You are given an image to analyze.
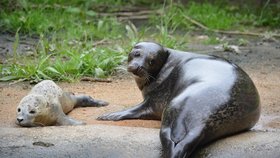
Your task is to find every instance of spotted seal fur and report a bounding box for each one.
[16,80,108,127]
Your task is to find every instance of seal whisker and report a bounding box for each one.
[145,76,150,85]
[143,71,152,85]
[148,73,156,80]
[137,66,142,75]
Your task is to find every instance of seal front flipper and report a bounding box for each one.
[56,115,86,126]
[97,100,157,121]
[52,100,86,126]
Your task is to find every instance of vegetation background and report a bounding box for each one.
[0,0,279,82]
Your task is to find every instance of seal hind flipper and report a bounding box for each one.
[61,92,109,110]
[160,114,205,158]
[74,95,109,107]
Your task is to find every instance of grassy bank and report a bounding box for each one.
[0,0,279,82]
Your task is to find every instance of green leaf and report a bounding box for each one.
[125,22,138,40]
[19,0,28,11]
[0,76,19,81]
[95,68,105,78]
[86,10,96,17]
[36,70,51,79]
[37,54,53,70]
[97,20,104,31]
[66,7,81,14]
[46,66,61,75]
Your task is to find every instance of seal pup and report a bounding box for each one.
[98,42,260,158]
[16,80,108,127]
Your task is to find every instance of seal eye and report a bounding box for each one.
[29,110,36,114]
[17,108,21,112]
[134,51,140,57]
[149,59,155,65]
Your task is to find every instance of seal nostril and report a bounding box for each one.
[127,65,138,74]
[17,118,24,123]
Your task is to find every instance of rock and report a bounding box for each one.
[1,125,280,158]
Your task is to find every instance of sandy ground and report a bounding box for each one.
[0,78,162,128]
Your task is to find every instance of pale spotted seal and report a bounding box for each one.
[98,42,260,158]
[16,80,108,127]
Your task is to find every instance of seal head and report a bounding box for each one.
[127,42,169,90]
[16,94,55,127]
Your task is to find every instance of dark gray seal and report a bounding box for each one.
[98,42,260,158]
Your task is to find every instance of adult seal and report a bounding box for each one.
[16,80,109,127]
[98,42,260,158]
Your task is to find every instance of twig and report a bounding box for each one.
[99,9,161,18]
[118,15,151,21]
[9,78,27,85]
[183,15,280,38]
[30,4,68,10]
[92,39,111,47]
[30,4,161,21]
[80,77,112,83]
[19,40,36,46]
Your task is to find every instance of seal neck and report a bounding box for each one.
[141,49,176,95]
[141,48,202,95]
[135,48,170,91]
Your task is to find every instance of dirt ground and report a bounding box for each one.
[0,78,162,128]
[0,35,280,132]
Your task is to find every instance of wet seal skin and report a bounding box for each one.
[16,80,109,127]
[98,42,260,158]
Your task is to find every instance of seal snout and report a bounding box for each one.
[17,118,24,123]
[128,64,147,78]
[127,64,140,75]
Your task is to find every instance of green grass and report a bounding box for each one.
[0,0,279,82]
[0,35,127,82]
[0,1,129,82]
